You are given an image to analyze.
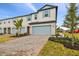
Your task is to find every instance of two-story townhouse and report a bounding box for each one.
[0,4,58,35]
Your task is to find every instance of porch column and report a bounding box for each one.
[2,28,4,34]
[6,28,8,34]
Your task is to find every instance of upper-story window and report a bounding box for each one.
[13,20,15,23]
[0,22,2,25]
[28,15,32,21]
[4,22,5,24]
[43,10,50,17]
[34,14,37,20]
[8,21,10,23]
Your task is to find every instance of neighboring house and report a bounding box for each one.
[60,26,70,32]
[0,4,58,35]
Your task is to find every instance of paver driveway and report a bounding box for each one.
[0,35,49,56]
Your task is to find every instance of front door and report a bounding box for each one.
[27,26,30,34]
[8,27,11,34]
[4,28,6,34]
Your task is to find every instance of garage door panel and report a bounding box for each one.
[32,25,51,35]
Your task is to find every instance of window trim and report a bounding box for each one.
[4,22,5,24]
[28,15,32,21]
[8,21,10,23]
[43,10,50,18]
[0,22,2,25]
[34,14,37,20]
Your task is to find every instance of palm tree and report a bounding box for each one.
[63,3,79,46]
[13,19,23,37]
[19,18,23,34]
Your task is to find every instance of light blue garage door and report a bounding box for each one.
[32,25,51,35]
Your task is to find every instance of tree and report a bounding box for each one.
[14,19,23,37]
[56,27,61,33]
[19,18,23,34]
[63,3,79,46]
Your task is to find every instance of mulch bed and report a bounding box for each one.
[64,43,79,50]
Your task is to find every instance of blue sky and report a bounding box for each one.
[0,3,79,27]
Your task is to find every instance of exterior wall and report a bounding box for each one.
[51,8,56,21]
[0,19,12,28]
[29,25,32,34]
[0,21,4,34]
[51,22,56,35]
[0,17,28,34]
[30,8,56,23]
[0,28,2,34]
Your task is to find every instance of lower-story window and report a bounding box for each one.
[0,28,2,34]
[12,27,26,34]
[12,28,16,34]
[21,27,25,33]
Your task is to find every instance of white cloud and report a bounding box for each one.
[26,3,37,12]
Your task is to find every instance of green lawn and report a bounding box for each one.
[39,33,79,56]
[0,34,15,42]
[39,41,79,56]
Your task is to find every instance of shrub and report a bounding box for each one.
[48,36,71,45]
[19,33,29,37]
[0,33,3,35]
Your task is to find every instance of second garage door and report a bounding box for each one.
[32,25,51,35]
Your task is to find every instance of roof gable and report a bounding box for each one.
[38,5,57,11]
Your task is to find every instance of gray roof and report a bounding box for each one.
[0,4,57,21]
